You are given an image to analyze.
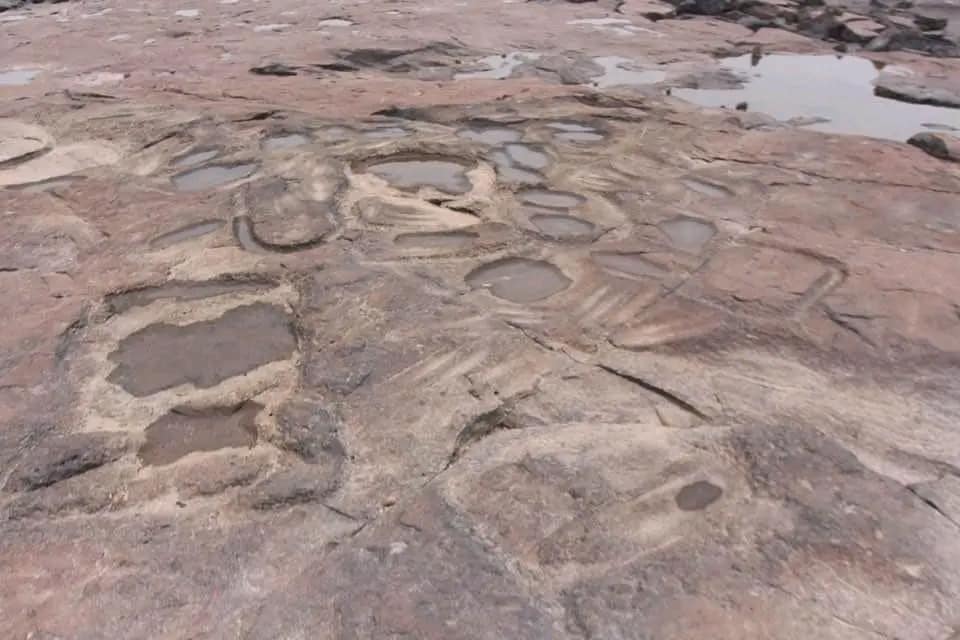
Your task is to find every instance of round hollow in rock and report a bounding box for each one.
[465,257,571,303]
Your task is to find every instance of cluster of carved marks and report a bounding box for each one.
[6,91,960,640]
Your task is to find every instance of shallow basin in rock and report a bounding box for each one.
[365,157,471,194]
[172,163,258,191]
[466,257,571,303]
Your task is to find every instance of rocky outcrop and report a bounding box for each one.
[909,131,960,160]
[1,0,960,638]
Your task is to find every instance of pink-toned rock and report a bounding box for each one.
[0,0,959,638]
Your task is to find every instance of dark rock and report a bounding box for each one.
[304,340,385,395]
[239,462,341,510]
[674,0,733,16]
[865,28,960,55]
[738,14,775,29]
[4,476,117,520]
[797,7,843,37]
[908,132,960,162]
[742,0,799,21]
[272,397,345,462]
[5,432,128,492]
[914,14,947,31]
[250,63,300,77]
[174,454,265,497]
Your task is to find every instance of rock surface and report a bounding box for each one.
[908,131,960,160]
[1,0,960,638]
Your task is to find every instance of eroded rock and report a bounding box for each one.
[5,432,129,492]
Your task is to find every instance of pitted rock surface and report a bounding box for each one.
[1,0,960,638]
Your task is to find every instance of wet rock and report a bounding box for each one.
[908,132,960,161]
[5,432,129,492]
[240,463,341,510]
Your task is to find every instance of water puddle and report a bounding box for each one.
[362,126,409,140]
[567,17,661,37]
[253,23,292,32]
[681,177,733,199]
[318,18,354,27]
[674,54,960,141]
[315,125,355,142]
[556,131,606,143]
[139,402,260,466]
[457,127,523,145]
[466,257,571,303]
[488,149,543,184]
[172,163,258,192]
[149,220,225,249]
[173,148,220,168]
[455,52,542,80]
[675,480,723,511]
[262,133,310,151]
[498,165,544,185]
[547,122,595,133]
[365,157,471,194]
[504,143,550,170]
[0,69,40,86]
[394,230,478,250]
[658,216,716,253]
[530,213,597,240]
[518,189,585,209]
[107,302,296,397]
[592,251,667,279]
[547,122,606,144]
[590,56,666,89]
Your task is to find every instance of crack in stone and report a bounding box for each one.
[597,363,710,421]
[906,484,960,532]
